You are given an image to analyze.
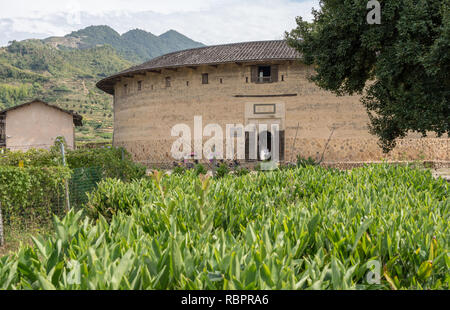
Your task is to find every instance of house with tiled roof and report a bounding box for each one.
[96,40,448,166]
[0,99,83,151]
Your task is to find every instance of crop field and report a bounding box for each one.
[0,164,448,290]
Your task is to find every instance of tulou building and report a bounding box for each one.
[97,40,449,167]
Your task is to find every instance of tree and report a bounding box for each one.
[286,0,449,152]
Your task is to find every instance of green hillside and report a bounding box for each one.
[0,39,132,143]
[0,26,205,144]
[45,25,205,63]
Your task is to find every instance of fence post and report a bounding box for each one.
[0,201,4,247]
[60,141,71,212]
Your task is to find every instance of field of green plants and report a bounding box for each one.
[0,164,448,290]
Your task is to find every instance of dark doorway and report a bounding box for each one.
[245,129,285,161]
[258,131,272,161]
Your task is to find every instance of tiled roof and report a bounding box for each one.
[0,99,83,126]
[97,40,300,94]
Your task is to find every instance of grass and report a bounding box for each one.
[0,221,53,257]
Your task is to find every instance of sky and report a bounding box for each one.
[0,0,320,46]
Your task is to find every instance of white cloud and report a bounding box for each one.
[0,0,217,19]
[0,0,319,46]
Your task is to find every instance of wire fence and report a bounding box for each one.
[0,143,109,253]
[68,166,103,209]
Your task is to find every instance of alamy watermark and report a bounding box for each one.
[171,116,280,169]
[366,260,381,285]
[367,0,381,24]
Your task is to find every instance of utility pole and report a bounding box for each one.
[60,140,71,212]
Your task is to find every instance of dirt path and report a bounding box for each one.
[81,80,89,95]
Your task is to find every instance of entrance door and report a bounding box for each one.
[258,130,272,161]
[245,125,285,161]
[244,103,286,162]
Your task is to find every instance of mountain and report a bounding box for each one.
[44,25,205,63]
[0,26,205,144]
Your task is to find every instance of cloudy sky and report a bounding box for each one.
[0,0,319,46]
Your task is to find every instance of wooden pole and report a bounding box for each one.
[60,141,71,212]
[319,127,336,164]
[0,201,4,247]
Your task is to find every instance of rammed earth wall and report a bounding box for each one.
[111,61,449,166]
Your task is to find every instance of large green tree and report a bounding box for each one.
[286,0,449,152]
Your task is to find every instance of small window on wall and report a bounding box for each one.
[220,78,223,84]
[137,81,142,91]
[165,77,171,88]
[202,73,209,84]
[251,65,279,83]
[186,81,189,87]
[124,84,128,95]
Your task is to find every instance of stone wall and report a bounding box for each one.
[112,61,449,166]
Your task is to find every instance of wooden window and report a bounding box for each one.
[186,81,189,87]
[202,73,209,84]
[165,77,171,88]
[220,78,223,84]
[270,65,279,82]
[124,84,128,95]
[251,65,279,83]
[281,75,284,82]
[246,77,249,83]
[137,81,142,91]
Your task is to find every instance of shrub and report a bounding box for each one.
[173,166,186,175]
[254,163,262,171]
[215,163,230,178]
[194,164,207,176]
[0,147,146,182]
[84,178,153,220]
[66,147,147,181]
[0,148,57,167]
[234,167,250,176]
[0,166,71,227]
[297,155,320,168]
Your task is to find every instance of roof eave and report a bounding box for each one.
[96,57,300,95]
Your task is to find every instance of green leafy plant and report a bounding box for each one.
[0,164,448,290]
[84,178,153,220]
[234,167,250,176]
[0,166,71,228]
[297,155,320,168]
[0,147,147,182]
[194,164,207,176]
[173,166,186,175]
[215,163,230,179]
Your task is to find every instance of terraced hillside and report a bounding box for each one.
[0,26,204,144]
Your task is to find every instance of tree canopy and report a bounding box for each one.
[286,0,449,152]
